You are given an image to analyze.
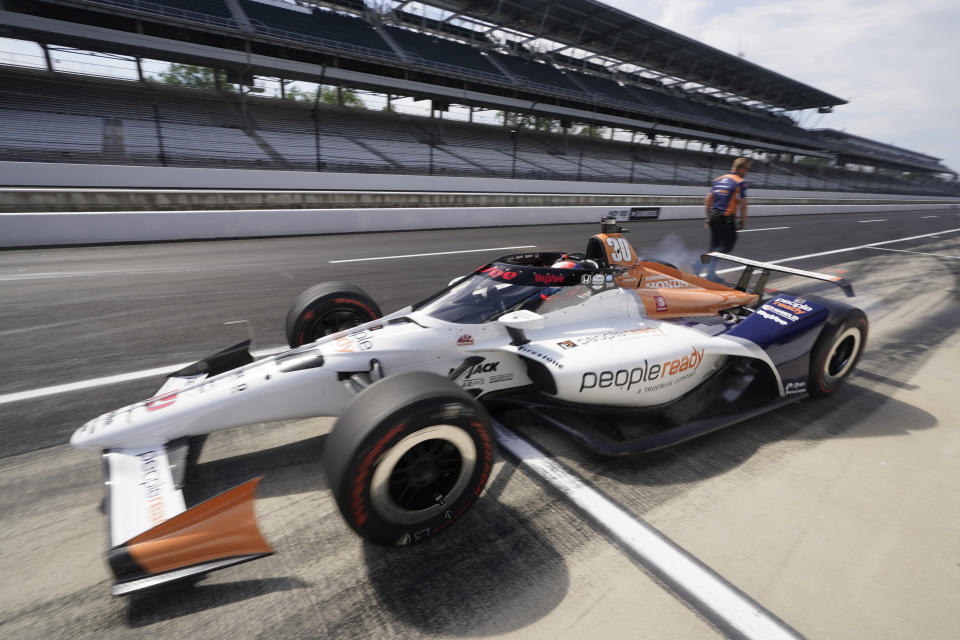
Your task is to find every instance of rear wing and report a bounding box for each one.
[702,252,854,298]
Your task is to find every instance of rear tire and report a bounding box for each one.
[326,372,496,546]
[808,309,867,397]
[285,282,381,348]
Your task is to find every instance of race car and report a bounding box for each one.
[71,217,867,595]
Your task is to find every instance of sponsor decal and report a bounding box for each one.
[335,328,375,353]
[558,340,578,349]
[480,266,518,281]
[605,274,614,282]
[643,274,694,289]
[784,380,807,396]
[453,361,499,378]
[761,304,799,322]
[518,344,564,368]
[489,373,514,383]
[579,346,704,393]
[629,207,660,221]
[461,377,483,388]
[571,327,662,346]
[755,309,788,326]
[137,450,167,525]
[771,298,813,315]
[655,296,668,312]
[145,392,177,412]
[534,272,565,285]
[609,207,660,222]
[457,334,475,347]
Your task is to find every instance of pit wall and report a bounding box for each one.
[0,162,956,247]
[3,203,956,248]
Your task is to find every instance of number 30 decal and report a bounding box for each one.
[605,237,632,262]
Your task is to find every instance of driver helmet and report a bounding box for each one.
[551,255,582,269]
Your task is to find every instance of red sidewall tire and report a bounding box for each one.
[285,282,381,348]
[326,373,495,546]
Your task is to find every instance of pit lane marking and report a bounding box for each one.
[857,219,887,223]
[329,245,536,263]
[716,227,960,274]
[494,423,803,640]
[3,229,958,406]
[0,346,288,406]
[737,226,790,233]
[921,215,938,219]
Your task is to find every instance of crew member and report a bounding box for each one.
[698,157,750,281]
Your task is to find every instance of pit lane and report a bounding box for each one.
[1,210,958,638]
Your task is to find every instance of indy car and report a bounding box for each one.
[71,217,867,595]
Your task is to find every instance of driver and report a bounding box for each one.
[551,255,599,270]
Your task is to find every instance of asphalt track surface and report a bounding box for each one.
[1,209,959,638]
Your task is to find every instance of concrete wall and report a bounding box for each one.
[2,161,957,201]
[3,202,956,248]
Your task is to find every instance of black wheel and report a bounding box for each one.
[326,372,496,546]
[638,257,679,270]
[285,282,382,348]
[808,309,868,397]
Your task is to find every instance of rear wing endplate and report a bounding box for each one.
[701,252,854,298]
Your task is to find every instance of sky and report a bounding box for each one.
[602,0,960,172]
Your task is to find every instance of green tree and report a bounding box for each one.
[317,86,365,107]
[153,63,233,91]
[574,124,605,138]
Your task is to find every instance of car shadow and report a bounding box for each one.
[361,465,570,636]
[126,577,309,627]
[184,434,329,505]
[583,383,937,490]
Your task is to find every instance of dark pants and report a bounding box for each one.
[704,214,736,279]
[709,216,737,253]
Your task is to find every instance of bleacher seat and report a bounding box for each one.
[385,26,502,79]
[241,1,396,57]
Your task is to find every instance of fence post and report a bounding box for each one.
[577,145,583,181]
[152,104,167,167]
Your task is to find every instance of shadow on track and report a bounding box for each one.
[362,488,570,636]
[126,577,309,627]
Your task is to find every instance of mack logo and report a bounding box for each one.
[534,273,564,285]
[580,347,704,392]
[452,362,499,378]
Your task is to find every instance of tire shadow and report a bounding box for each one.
[361,494,570,637]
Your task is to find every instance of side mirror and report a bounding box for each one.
[497,310,544,345]
[497,310,545,331]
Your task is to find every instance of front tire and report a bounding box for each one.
[326,372,496,546]
[285,282,382,348]
[808,309,867,397]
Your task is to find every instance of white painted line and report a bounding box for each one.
[0,346,287,406]
[716,227,960,274]
[494,423,802,640]
[857,219,886,223]
[328,245,536,263]
[737,226,790,233]
[921,215,938,218]
[5,228,959,405]
[868,247,960,259]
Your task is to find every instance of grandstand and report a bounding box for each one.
[0,0,955,195]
